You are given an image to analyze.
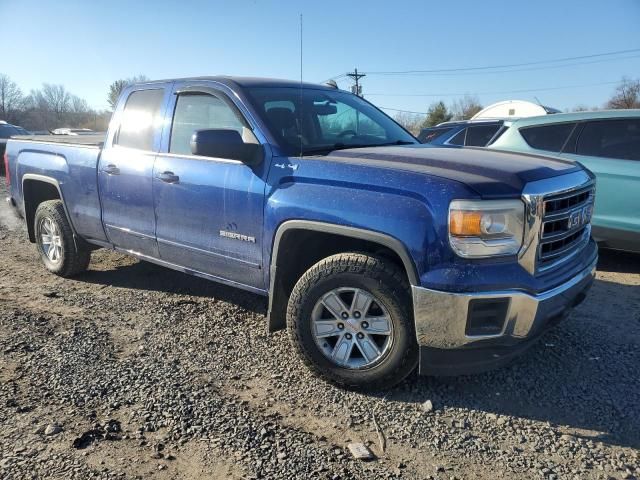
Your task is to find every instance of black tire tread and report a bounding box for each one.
[35,200,90,277]
[286,252,417,390]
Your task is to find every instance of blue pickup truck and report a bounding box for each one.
[3,77,598,389]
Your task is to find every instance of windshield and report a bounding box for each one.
[246,87,417,155]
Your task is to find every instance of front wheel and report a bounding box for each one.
[34,200,91,277]
[287,253,418,390]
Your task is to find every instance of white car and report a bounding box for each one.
[51,128,95,135]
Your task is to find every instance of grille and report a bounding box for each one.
[538,185,594,271]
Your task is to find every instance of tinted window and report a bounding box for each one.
[0,124,21,139]
[169,93,244,155]
[487,125,508,145]
[577,119,640,161]
[465,125,500,146]
[115,89,164,150]
[246,87,416,156]
[448,129,466,146]
[519,123,576,152]
[418,127,455,143]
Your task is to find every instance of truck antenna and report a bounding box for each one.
[299,13,303,159]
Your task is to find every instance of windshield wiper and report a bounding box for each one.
[374,140,416,147]
[301,140,416,156]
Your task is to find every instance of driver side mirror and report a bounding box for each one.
[190,129,263,165]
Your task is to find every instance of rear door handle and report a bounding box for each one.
[102,164,120,175]
[157,171,180,184]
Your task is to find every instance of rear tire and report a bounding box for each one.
[34,200,90,277]
[287,252,418,390]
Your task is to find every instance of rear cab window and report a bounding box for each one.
[577,119,640,161]
[115,89,165,151]
[519,122,576,152]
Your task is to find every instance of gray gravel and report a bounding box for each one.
[1,181,639,479]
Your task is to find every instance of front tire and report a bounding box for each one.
[34,200,90,277]
[287,253,418,390]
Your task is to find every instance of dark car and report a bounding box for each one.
[417,120,505,147]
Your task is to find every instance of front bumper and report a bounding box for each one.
[412,257,597,375]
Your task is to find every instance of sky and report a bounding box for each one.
[1,0,639,114]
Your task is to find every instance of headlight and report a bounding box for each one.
[448,199,525,258]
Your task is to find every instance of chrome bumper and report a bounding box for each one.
[412,258,597,349]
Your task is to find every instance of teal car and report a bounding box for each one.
[488,110,640,253]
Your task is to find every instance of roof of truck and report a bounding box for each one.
[135,76,336,91]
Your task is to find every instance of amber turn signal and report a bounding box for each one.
[450,211,483,236]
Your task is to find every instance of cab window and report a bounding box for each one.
[115,89,165,151]
[169,93,244,155]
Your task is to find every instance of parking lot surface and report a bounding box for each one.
[1,183,638,480]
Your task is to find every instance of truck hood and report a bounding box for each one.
[322,145,581,197]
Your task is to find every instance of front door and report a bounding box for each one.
[98,86,170,257]
[153,85,267,289]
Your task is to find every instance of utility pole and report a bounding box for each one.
[346,68,366,97]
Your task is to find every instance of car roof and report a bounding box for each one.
[133,76,336,91]
[421,119,503,130]
[504,109,640,127]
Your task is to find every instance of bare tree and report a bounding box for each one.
[606,77,640,109]
[393,111,425,135]
[41,84,72,115]
[0,73,24,122]
[70,95,90,113]
[107,75,149,110]
[450,95,483,121]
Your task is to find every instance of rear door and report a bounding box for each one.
[563,118,640,242]
[152,82,267,290]
[98,84,172,257]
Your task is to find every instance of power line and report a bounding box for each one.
[363,48,640,75]
[379,107,430,115]
[365,80,621,98]
[321,48,640,81]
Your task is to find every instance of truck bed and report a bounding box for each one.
[12,134,105,147]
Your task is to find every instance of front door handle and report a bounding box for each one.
[102,164,120,175]
[157,171,180,184]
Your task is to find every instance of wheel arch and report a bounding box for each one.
[22,174,73,243]
[266,220,419,332]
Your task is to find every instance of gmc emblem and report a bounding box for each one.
[568,205,592,230]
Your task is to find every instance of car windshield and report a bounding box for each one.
[246,87,417,156]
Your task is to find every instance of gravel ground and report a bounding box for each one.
[0,182,639,479]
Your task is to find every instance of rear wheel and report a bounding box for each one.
[287,253,418,390]
[34,200,90,277]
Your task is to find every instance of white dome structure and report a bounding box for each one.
[471,100,560,120]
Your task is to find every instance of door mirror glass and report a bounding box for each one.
[190,129,262,165]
